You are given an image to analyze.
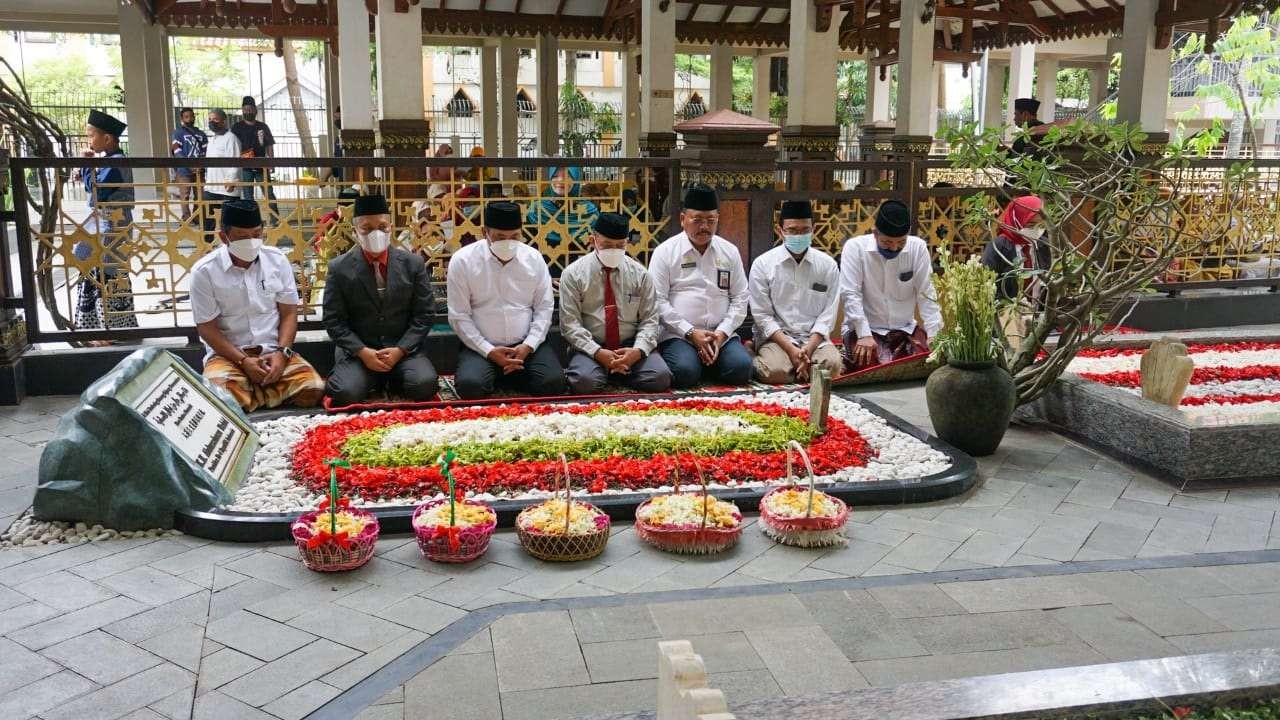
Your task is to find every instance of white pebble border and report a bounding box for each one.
[228,392,954,514]
[1,511,183,548]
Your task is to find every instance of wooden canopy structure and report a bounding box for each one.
[137,0,1280,56]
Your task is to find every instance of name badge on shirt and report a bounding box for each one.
[680,261,697,269]
[717,269,731,290]
[811,282,828,292]
[899,270,914,282]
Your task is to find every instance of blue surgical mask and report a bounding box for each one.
[877,246,902,260]
[783,233,812,254]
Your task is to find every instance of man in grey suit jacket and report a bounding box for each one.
[322,194,439,406]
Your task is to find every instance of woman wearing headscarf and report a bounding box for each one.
[980,195,1048,302]
[525,166,599,271]
[427,143,456,199]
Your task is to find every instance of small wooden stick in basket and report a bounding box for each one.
[786,440,820,519]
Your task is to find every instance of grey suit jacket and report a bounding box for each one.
[322,246,433,359]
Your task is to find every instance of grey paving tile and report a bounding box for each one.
[448,628,493,656]
[1081,522,1151,558]
[1170,494,1275,523]
[0,637,62,695]
[1167,628,1280,654]
[1224,488,1280,510]
[148,688,194,720]
[866,584,966,619]
[42,663,194,720]
[1111,498,1217,527]
[197,648,263,696]
[491,611,589,693]
[220,639,360,707]
[711,572,774,587]
[806,540,894,577]
[221,552,317,590]
[933,507,1039,539]
[936,558,994,571]
[123,709,170,720]
[288,604,410,653]
[1005,482,1073,512]
[461,588,536,609]
[1201,563,1280,594]
[261,680,342,720]
[500,679,656,720]
[0,582,30,612]
[648,594,816,638]
[374,595,468,635]
[708,669,783,706]
[419,562,528,608]
[8,595,148,650]
[208,578,291,620]
[205,610,316,662]
[139,622,205,672]
[797,590,928,662]
[0,600,60,635]
[1048,604,1180,661]
[354,704,403,720]
[404,650,499,717]
[1016,524,1091,562]
[746,624,868,695]
[1133,567,1239,599]
[959,477,1025,509]
[13,570,116,611]
[843,521,910,548]
[1054,502,1159,532]
[1062,478,1126,509]
[1204,516,1272,552]
[1186,593,1280,631]
[862,562,923,576]
[192,691,275,720]
[872,513,976,542]
[320,631,428,691]
[582,550,680,592]
[245,576,369,623]
[1003,448,1059,472]
[148,544,257,578]
[41,629,163,684]
[70,541,191,581]
[1145,517,1212,554]
[853,641,1109,686]
[1120,480,1176,506]
[1071,571,1228,637]
[0,670,97,720]
[880,534,962,572]
[938,575,1107,613]
[102,591,211,644]
[570,606,660,644]
[581,637,657,682]
[99,567,204,606]
[0,540,119,586]
[333,570,446,615]
[737,543,825,582]
[949,531,1025,567]
[677,631,768,674]
[501,561,608,600]
[912,609,1077,653]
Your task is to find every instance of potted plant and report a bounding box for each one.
[925,252,1015,456]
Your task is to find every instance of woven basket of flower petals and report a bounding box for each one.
[413,498,497,564]
[759,440,849,548]
[516,454,611,562]
[291,505,380,572]
[635,456,742,555]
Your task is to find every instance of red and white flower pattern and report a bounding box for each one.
[1067,342,1280,417]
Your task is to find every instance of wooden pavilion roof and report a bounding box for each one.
[139,0,1280,58]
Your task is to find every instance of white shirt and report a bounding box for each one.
[839,234,943,339]
[447,240,554,356]
[205,131,242,196]
[648,232,749,344]
[749,244,841,346]
[190,245,299,361]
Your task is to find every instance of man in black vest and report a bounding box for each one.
[322,194,439,406]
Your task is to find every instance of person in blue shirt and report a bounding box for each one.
[170,107,206,223]
[77,110,138,338]
[525,166,599,275]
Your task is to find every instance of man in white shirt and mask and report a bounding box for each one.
[190,199,324,411]
[447,201,565,399]
[648,185,752,388]
[749,200,844,384]
[322,194,439,406]
[201,109,242,242]
[559,212,671,394]
[840,199,943,367]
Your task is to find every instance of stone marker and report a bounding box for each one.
[809,366,831,432]
[657,640,736,720]
[1140,337,1195,407]
[35,348,258,529]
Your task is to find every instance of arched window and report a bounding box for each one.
[447,89,475,118]
[680,92,707,120]
[516,88,536,116]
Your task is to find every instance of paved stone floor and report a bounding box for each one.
[1,385,1279,720]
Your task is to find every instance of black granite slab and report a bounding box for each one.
[1018,374,1280,490]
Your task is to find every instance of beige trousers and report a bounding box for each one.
[752,340,845,384]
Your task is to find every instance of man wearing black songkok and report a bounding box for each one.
[839,200,942,368]
[75,110,138,337]
[1011,97,1046,155]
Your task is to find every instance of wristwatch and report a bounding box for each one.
[279,346,295,359]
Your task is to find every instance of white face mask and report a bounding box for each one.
[228,237,262,263]
[489,238,520,262]
[358,229,390,254]
[597,248,625,269]
[1018,226,1045,242]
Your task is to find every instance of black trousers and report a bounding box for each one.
[326,350,440,406]
[454,343,566,400]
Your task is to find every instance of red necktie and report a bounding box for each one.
[603,268,621,350]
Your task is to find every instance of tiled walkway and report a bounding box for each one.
[1,385,1279,719]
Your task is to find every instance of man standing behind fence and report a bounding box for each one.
[203,110,242,242]
[170,107,206,224]
[231,96,279,224]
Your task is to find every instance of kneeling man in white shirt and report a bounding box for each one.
[840,199,943,368]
